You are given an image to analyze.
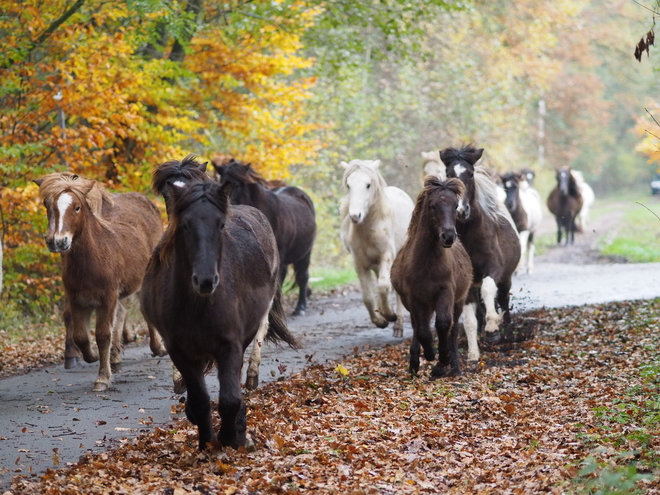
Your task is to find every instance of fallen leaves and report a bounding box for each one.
[7,300,660,493]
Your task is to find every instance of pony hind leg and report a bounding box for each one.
[393,291,405,338]
[245,303,271,391]
[463,302,480,362]
[216,344,248,448]
[291,251,312,316]
[110,301,127,372]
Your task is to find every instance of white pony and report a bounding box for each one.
[420,150,446,181]
[571,170,595,232]
[501,171,543,274]
[340,159,414,337]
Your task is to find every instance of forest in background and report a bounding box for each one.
[1,0,659,315]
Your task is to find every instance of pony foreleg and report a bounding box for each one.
[71,306,98,364]
[393,291,405,338]
[356,266,389,328]
[92,300,118,392]
[408,307,433,376]
[245,306,270,391]
[481,276,502,337]
[527,237,536,274]
[463,302,480,362]
[217,345,247,448]
[63,303,82,369]
[516,230,530,273]
[430,296,456,379]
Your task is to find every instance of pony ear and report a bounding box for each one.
[219,180,233,205]
[340,161,350,170]
[33,178,43,186]
[471,148,484,164]
[371,160,381,170]
[199,161,208,173]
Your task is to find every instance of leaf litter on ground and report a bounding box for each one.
[8,299,660,494]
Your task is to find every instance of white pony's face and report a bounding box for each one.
[341,160,380,224]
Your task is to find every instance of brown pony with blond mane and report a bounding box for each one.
[392,176,473,377]
[34,173,167,391]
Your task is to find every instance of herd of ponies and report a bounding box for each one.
[26,145,595,449]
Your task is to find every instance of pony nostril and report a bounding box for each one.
[192,274,199,288]
[213,274,220,287]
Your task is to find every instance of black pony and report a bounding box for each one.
[141,173,298,449]
[214,159,316,316]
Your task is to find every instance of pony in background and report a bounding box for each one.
[340,159,414,338]
[572,170,595,232]
[420,150,446,181]
[547,167,583,245]
[501,171,543,274]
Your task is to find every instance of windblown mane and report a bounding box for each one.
[37,172,113,218]
[152,155,209,196]
[159,182,230,263]
[217,159,268,186]
[407,176,465,240]
[439,145,483,167]
[473,166,514,226]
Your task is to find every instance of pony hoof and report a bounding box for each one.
[110,362,123,373]
[392,327,403,338]
[151,347,168,358]
[93,381,109,392]
[245,375,259,391]
[430,364,460,379]
[291,308,306,317]
[373,317,389,329]
[484,331,501,345]
[64,357,79,369]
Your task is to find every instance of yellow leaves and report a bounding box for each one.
[335,364,349,377]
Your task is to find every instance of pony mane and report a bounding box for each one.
[37,172,113,219]
[341,160,388,193]
[159,181,230,263]
[473,166,511,225]
[407,176,465,240]
[152,154,209,195]
[216,159,268,186]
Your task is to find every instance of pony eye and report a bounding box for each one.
[75,206,81,212]
[366,184,371,189]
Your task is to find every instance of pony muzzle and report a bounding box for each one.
[192,271,220,296]
[349,211,363,224]
[46,234,72,252]
[456,202,470,221]
[440,229,457,248]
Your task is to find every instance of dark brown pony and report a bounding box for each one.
[391,177,473,377]
[34,173,166,391]
[547,167,583,245]
[441,146,521,355]
[140,172,298,449]
[213,159,316,316]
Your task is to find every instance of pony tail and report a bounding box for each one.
[265,284,299,349]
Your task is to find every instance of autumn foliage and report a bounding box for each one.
[0,0,321,312]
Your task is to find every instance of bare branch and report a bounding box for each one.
[636,202,660,221]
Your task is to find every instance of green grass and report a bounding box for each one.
[599,203,660,263]
[307,266,358,291]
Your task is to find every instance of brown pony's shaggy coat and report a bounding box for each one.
[140,173,298,450]
[213,159,316,316]
[392,177,473,377]
[34,173,166,391]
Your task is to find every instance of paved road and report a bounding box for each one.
[2,258,660,489]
